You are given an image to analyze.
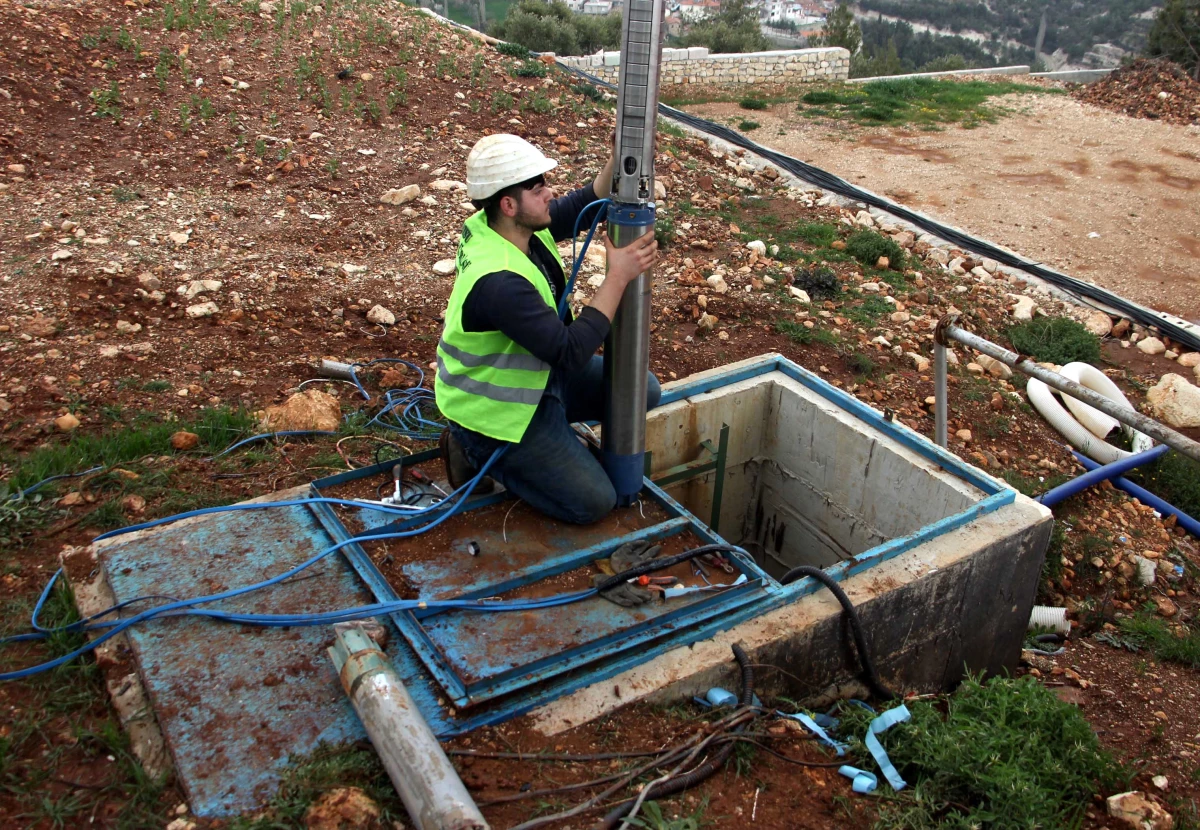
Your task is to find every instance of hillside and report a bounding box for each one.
[853,0,1160,67]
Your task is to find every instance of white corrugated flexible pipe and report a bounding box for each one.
[1026,362,1154,464]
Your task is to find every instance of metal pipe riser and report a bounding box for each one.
[329,625,489,830]
[603,204,656,506]
[944,324,1200,463]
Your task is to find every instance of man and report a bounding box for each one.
[435,133,661,524]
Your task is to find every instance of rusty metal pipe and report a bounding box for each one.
[329,624,488,830]
[938,319,1200,463]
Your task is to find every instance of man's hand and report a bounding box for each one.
[604,232,658,285]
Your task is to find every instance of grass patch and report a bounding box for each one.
[2,406,257,494]
[843,295,894,327]
[844,229,906,270]
[1129,451,1200,521]
[1118,610,1200,668]
[738,96,768,110]
[1002,469,1070,499]
[736,119,760,131]
[775,319,839,347]
[797,78,1056,129]
[847,673,1128,828]
[626,798,711,829]
[1007,316,1101,365]
[228,743,403,829]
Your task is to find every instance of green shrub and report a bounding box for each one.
[739,96,767,110]
[844,229,906,270]
[845,674,1128,828]
[800,89,839,105]
[513,59,548,77]
[1006,317,1101,365]
[736,119,760,131]
[791,265,840,300]
[655,208,676,247]
[495,41,531,58]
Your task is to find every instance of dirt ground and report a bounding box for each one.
[683,93,1200,321]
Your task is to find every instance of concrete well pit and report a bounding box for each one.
[531,354,1053,733]
[68,353,1052,814]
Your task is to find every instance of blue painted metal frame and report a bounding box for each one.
[306,463,777,708]
[302,354,1014,710]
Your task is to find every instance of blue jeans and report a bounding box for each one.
[451,355,662,524]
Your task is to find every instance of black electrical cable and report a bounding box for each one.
[599,643,754,829]
[593,544,747,593]
[779,565,895,701]
[555,62,1200,353]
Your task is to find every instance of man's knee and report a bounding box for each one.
[646,372,662,410]
[561,475,617,524]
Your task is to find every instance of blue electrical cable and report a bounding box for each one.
[205,430,339,460]
[563,198,611,319]
[2,446,513,680]
[5,466,105,501]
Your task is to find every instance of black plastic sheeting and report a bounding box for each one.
[557,62,1200,353]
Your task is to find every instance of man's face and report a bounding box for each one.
[509,179,555,232]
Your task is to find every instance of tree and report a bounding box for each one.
[489,0,621,56]
[679,0,769,54]
[816,1,861,54]
[1147,0,1200,79]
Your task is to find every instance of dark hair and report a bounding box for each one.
[473,174,546,223]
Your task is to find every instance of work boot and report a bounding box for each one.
[439,427,495,494]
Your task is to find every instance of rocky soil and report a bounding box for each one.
[1074,58,1200,126]
[3,1,1200,827]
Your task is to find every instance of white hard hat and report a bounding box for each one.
[466,134,558,201]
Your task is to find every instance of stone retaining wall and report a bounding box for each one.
[558,46,849,86]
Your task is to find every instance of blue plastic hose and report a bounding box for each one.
[1036,444,1168,507]
[1071,450,1200,538]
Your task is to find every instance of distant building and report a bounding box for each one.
[581,0,611,13]
[676,0,720,21]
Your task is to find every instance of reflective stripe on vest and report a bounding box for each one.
[434,210,560,442]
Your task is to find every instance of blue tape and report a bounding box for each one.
[864,704,911,792]
[602,450,644,506]
[777,711,847,756]
[838,765,879,793]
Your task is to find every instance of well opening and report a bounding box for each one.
[647,369,985,579]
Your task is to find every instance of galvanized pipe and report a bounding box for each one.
[940,322,1200,463]
[934,341,948,448]
[328,625,488,830]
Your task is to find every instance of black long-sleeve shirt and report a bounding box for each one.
[460,184,609,374]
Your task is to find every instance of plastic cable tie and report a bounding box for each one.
[864,704,911,792]
[838,764,878,794]
[777,711,846,756]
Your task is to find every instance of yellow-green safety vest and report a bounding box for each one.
[435,210,560,442]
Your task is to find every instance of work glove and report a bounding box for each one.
[592,540,663,607]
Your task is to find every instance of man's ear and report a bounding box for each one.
[499,193,520,219]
